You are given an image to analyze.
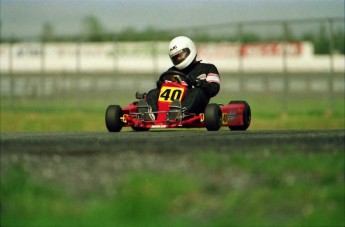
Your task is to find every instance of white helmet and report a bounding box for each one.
[168,36,197,70]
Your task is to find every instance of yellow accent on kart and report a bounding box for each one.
[120,114,129,123]
[158,86,184,102]
[222,113,228,124]
[200,113,205,122]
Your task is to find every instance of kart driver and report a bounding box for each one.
[141,36,221,120]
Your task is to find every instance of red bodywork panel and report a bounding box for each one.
[156,81,187,121]
[220,104,246,126]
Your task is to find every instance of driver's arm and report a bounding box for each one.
[199,65,220,97]
[199,78,220,97]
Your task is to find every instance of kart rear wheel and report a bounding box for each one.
[204,103,222,131]
[228,101,251,131]
[105,105,123,132]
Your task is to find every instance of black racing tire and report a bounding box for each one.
[131,126,150,132]
[204,103,222,131]
[105,105,123,132]
[228,101,251,131]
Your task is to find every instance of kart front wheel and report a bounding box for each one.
[105,105,123,132]
[204,103,222,131]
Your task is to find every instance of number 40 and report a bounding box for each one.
[159,89,182,101]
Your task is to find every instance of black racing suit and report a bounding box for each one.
[146,61,220,114]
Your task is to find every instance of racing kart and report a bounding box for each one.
[105,70,251,132]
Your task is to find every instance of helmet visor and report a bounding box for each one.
[171,48,191,65]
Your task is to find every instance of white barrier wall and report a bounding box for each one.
[0,42,344,73]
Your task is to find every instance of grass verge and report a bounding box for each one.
[1,147,344,227]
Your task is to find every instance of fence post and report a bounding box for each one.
[76,41,81,74]
[9,42,14,110]
[328,18,335,115]
[40,41,46,73]
[112,36,118,72]
[75,41,81,109]
[40,41,46,110]
[237,23,244,92]
[281,22,289,116]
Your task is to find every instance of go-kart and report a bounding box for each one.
[105,70,251,132]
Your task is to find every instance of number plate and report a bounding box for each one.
[158,86,184,102]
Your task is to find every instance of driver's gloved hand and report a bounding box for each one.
[186,75,197,87]
[156,80,163,89]
[186,75,207,88]
[195,79,207,88]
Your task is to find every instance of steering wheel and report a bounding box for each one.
[159,70,190,85]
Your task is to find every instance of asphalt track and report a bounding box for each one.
[1,130,344,154]
[1,129,344,196]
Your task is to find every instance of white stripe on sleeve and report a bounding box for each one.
[206,73,220,84]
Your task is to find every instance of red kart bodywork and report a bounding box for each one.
[106,79,251,131]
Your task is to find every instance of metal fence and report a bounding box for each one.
[1,18,344,114]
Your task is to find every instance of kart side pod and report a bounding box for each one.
[221,101,251,131]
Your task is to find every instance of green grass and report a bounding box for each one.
[1,147,344,227]
[1,96,344,131]
[1,166,197,227]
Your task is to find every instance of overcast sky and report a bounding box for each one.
[1,0,344,39]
